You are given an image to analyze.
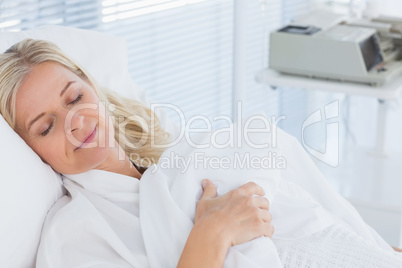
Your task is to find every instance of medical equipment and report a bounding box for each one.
[269,10,402,86]
[347,15,402,66]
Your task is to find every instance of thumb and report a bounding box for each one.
[201,179,217,198]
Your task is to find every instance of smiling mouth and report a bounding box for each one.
[75,126,97,151]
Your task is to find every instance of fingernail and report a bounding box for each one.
[201,179,207,189]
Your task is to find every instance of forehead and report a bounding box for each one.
[20,61,75,93]
[15,62,78,128]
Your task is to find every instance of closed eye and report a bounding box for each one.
[69,93,83,105]
[41,121,53,137]
[41,93,83,137]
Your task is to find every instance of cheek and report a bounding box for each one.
[34,137,65,166]
[107,116,115,141]
[97,104,116,146]
[100,115,116,149]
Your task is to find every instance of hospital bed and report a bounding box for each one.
[0,26,400,268]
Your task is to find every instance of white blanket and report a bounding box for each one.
[36,116,394,267]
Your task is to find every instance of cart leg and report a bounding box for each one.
[371,99,388,158]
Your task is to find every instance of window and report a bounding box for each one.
[0,0,313,136]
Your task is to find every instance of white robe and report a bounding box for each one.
[36,118,395,268]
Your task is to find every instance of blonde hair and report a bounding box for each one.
[0,38,171,167]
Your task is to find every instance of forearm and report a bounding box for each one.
[177,221,230,268]
[392,246,402,252]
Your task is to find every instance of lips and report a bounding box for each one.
[75,126,97,151]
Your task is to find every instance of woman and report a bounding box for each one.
[0,39,274,267]
[1,39,402,267]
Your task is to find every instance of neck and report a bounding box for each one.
[94,140,142,179]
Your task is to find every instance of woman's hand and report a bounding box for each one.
[177,179,274,268]
[195,179,274,247]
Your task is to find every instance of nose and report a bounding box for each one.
[66,112,84,133]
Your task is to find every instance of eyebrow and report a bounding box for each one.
[27,81,76,131]
[60,81,75,97]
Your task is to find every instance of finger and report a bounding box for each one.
[253,196,270,210]
[239,181,265,196]
[262,222,275,238]
[259,209,272,223]
[201,179,217,198]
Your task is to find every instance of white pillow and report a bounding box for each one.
[0,25,148,101]
[0,25,154,267]
[0,114,64,267]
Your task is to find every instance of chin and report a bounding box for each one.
[86,146,111,164]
